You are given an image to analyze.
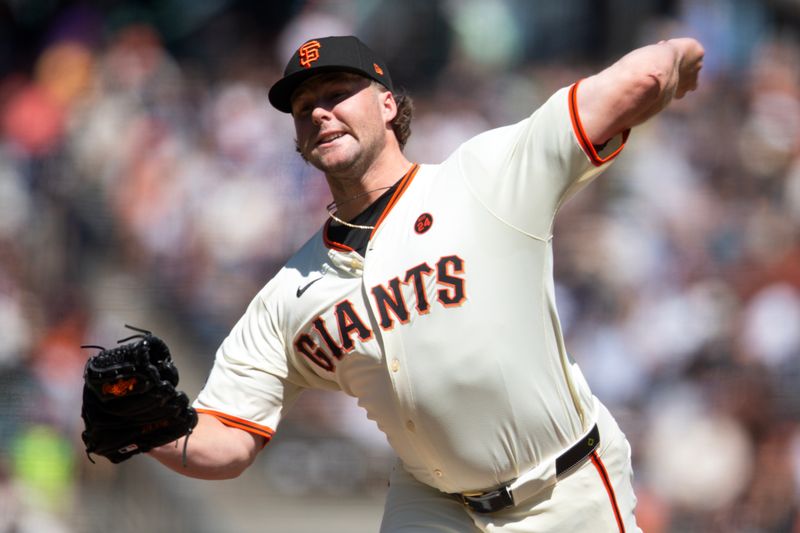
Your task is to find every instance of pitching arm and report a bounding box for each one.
[576,37,704,146]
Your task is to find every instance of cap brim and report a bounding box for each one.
[268,66,390,114]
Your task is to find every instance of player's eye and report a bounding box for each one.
[324,89,348,104]
[292,100,312,117]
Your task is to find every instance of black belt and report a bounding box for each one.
[456,423,600,514]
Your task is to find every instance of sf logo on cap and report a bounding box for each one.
[299,40,321,68]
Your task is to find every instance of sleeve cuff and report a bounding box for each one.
[568,79,630,167]
[196,408,275,447]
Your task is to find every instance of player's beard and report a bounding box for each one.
[299,128,387,179]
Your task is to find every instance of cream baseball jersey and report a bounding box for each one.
[194,82,627,494]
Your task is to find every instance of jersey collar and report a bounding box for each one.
[323,163,420,251]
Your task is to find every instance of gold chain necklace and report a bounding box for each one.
[327,211,376,230]
[326,185,394,230]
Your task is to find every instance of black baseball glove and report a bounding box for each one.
[80,325,198,464]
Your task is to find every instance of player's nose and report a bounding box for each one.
[310,103,333,126]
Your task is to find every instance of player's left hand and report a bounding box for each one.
[80,326,197,464]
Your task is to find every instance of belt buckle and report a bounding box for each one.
[461,485,515,514]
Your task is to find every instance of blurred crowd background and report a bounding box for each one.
[2,0,800,531]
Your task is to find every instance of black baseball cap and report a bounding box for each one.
[268,35,394,113]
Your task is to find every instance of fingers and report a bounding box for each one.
[668,38,704,99]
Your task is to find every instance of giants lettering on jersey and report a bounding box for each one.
[294,255,466,372]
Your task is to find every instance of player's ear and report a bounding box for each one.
[379,88,398,124]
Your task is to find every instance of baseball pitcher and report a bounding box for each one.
[82,34,703,532]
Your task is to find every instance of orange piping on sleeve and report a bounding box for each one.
[196,408,275,447]
[568,80,630,167]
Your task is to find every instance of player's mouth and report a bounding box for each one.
[316,132,346,147]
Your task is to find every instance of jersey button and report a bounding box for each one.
[405,420,415,432]
[391,359,400,372]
